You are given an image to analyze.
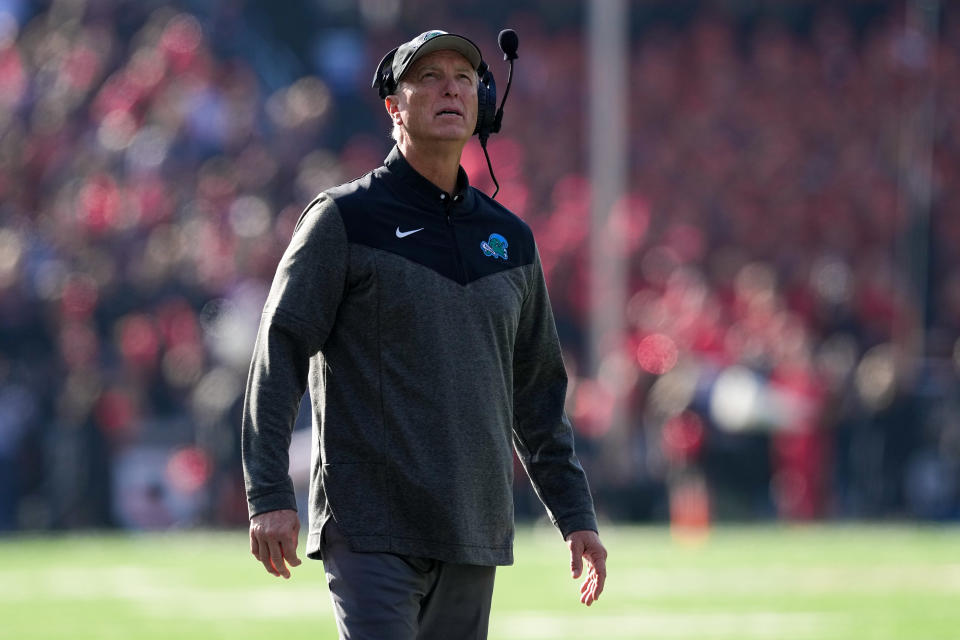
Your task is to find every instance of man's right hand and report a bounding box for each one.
[249,509,302,579]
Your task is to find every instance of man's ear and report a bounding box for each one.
[384,96,402,126]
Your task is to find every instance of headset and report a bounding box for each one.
[373,30,519,198]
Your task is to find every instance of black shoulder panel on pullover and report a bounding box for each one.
[325,152,535,286]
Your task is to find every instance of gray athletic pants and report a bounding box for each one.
[321,519,497,640]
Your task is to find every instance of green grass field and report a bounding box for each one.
[1,523,958,640]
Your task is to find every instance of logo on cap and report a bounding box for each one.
[419,30,446,43]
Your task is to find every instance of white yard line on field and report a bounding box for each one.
[0,566,332,619]
[489,610,849,640]
[611,564,960,598]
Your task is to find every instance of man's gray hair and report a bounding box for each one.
[387,82,404,145]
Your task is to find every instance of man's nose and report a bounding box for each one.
[441,74,459,96]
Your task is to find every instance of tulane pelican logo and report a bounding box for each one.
[420,30,446,43]
[481,233,509,260]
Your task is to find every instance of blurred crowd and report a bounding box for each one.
[1,0,959,532]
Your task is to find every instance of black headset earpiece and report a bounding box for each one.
[474,61,497,141]
[373,47,399,99]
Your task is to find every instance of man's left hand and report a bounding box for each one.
[565,529,607,606]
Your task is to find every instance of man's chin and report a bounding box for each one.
[422,128,473,145]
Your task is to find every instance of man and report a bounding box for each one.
[241,29,607,639]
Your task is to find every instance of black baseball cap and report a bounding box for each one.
[373,30,483,98]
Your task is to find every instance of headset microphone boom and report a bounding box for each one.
[477,28,519,199]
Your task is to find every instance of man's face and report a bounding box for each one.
[390,49,478,145]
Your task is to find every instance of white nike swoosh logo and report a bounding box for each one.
[395,227,424,238]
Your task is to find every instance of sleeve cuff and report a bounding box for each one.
[556,512,599,540]
[247,490,298,519]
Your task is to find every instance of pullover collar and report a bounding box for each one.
[383,145,475,213]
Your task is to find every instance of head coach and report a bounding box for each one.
[241,28,608,639]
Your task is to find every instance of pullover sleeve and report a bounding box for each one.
[512,245,598,539]
[241,194,348,518]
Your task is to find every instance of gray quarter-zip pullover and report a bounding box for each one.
[241,147,598,566]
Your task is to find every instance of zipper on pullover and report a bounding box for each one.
[443,194,468,285]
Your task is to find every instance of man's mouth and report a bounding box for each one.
[436,108,463,118]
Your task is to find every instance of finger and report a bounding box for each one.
[283,535,302,568]
[583,577,598,606]
[256,536,277,576]
[257,539,279,577]
[268,539,290,579]
[591,555,607,599]
[250,530,260,557]
[580,574,601,604]
[568,538,584,579]
[579,574,595,606]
